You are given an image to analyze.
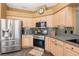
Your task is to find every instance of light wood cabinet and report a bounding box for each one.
[55,40,64,56]
[65,7,73,27]
[53,6,73,27]
[22,35,33,48]
[59,8,66,26]
[45,37,51,52]
[45,37,79,56]
[53,13,58,27]
[64,42,79,56]
[46,15,53,27]
[50,38,56,55]
[64,48,78,56]
[22,18,33,28]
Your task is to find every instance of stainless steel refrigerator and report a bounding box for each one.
[0,19,22,53]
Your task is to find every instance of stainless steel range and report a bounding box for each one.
[0,19,22,54]
[33,35,45,49]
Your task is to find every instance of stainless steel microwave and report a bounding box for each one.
[36,22,47,27]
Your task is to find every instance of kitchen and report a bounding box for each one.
[0,3,79,56]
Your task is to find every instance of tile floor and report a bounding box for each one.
[0,47,53,56]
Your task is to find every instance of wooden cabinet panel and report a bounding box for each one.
[45,37,51,52]
[46,15,53,27]
[59,8,66,26]
[65,7,73,27]
[64,48,79,56]
[53,6,73,27]
[50,38,56,55]
[22,35,33,48]
[55,44,63,56]
[50,39,63,56]
[55,40,64,56]
[64,42,79,54]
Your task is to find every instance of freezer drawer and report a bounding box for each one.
[1,47,10,53]
[1,41,9,47]
[10,46,21,52]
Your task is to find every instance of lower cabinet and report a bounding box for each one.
[45,37,51,52]
[64,48,78,56]
[63,43,79,56]
[55,40,64,56]
[50,39,63,56]
[22,35,33,48]
[45,37,79,56]
[50,38,56,55]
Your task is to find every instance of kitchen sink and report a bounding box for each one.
[66,39,79,44]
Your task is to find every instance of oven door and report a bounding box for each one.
[33,39,44,48]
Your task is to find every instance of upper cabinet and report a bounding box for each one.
[46,15,53,27]
[65,7,73,27]
[53,6,73,27]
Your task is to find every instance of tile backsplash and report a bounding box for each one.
[56,27,74,36]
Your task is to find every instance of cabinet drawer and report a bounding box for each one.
[64,48,79,56]
[64,43,79,54]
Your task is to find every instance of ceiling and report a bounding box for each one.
[6,3,57,12]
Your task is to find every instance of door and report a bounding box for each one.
[0,19,10,53]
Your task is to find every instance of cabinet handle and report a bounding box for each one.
[72,47,73,49]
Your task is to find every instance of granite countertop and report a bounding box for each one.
[46,34,79,47]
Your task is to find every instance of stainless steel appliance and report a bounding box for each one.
[36,22,47,28]
[0,19,22,54]
[33,35,45,48]
[34,28,48,35]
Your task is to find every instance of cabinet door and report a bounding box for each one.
[59,9,66,26]
[55,44,63,56]
[56,12,60,27]
[45,37,51,52]
[50,39,56,55]
[53,13,58,27]
[54,40,63,56]
[65,7,73,27]
[46,15,53,27]
[22,35,33,48]
[64,48,78,56]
